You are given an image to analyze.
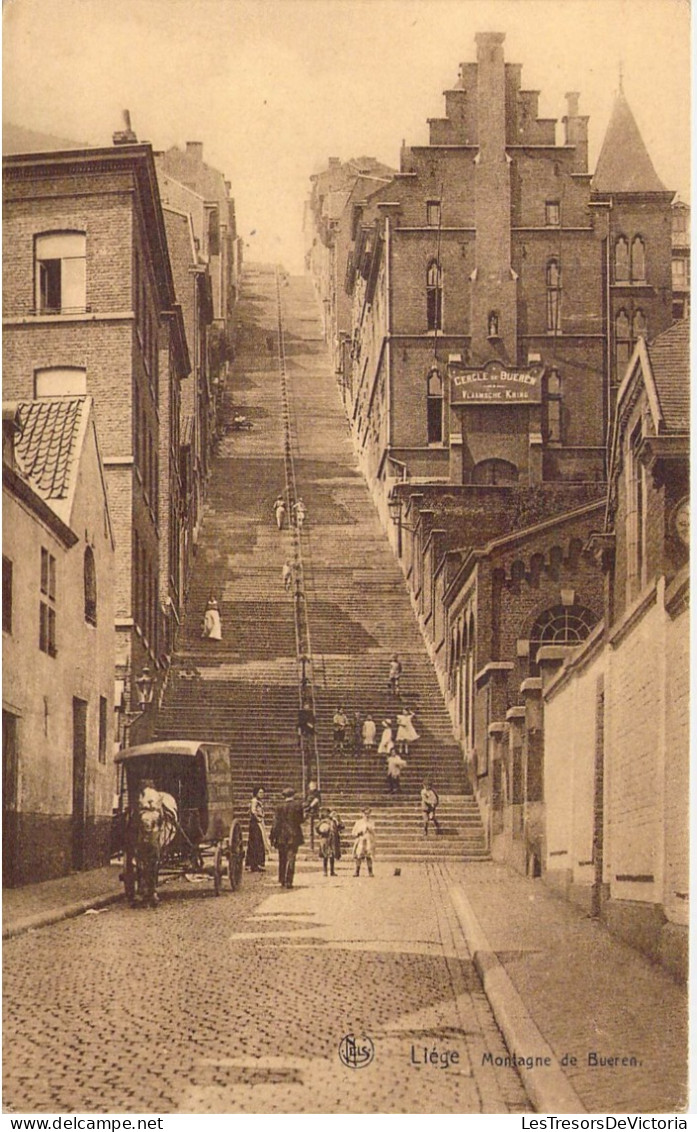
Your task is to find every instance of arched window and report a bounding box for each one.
[84,546,97,626]
[35,367,87,398]
[615,309,631,377]
[631,236,646,282]
[426,261,442,331]
[426,365,443,444]
[632,309,647,341]
[614,236,630,282]
[544,368,562,444]
[35,231,86,313]
[546,258,562,333]
[527,603,598,674]
[472,458,519,485]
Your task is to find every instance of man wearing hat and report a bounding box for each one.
[270,787,306,888]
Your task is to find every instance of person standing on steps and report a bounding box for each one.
[361,713,377,752]
[270,787,305,888]
[245,786,270,871]
[377,719,394,758]
[352,808,375,876]
[386,750,407,794]
[273,495,286,530]
[388,654,402,697]
[332,706,349,753]
[396,706,419,756]
[293,498,307,531]
[420,781,441,837]
[282,561,293,592]
[201,596,222,640]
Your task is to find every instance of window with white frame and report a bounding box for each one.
[35,232,86,313]
[545,200,560,226]
[426,261,443,331]
[426,200,441,227]
[426,365,443,444]
[546,258,562,333]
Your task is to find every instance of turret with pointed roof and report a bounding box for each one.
[592,89,667,195]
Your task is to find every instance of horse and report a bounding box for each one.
[127,792,177,907]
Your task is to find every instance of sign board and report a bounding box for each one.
[449,359,543,405]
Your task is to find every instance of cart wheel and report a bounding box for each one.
[213,845,224,897]
[228,820,244,891]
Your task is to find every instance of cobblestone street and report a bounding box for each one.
[3,857,530,1114]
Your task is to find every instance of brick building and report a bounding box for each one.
[306,32,682,880]
[541,320,689,979]
[3,397,115,884]
[312,34,674,510]
[2,143,190,733]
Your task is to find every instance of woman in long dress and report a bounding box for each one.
[202,596,222,640]
[377,719,394,756]
[245,786,269,872]
[396,707,419,755]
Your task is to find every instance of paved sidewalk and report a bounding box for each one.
[3,864,124,938]
[443,861,689,1115]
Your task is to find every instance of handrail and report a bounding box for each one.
[275,270,322,796]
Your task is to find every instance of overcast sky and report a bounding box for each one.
[3,0,691,270]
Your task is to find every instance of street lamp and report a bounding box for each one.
[388,491,418,533]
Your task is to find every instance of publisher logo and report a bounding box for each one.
[338,1033,375,1069]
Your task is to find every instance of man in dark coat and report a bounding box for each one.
[270,787,305,888]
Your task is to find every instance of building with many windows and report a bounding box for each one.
[3,397,115,884]
[3,143,190,734]
[306,32,682,881]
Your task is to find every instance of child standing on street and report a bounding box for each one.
[352,808,376,876]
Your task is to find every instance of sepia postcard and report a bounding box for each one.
[2,0,691,1121]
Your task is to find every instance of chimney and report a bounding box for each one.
[565,92,580,118]
[113,109,137,146]
[186,141,204,162]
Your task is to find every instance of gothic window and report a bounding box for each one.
[632,309,647,341]
[615,309,631,378]
[544,368,562,444]
[426,365,443,444]
[426,261,442,331]
[35,232,86,313]
[84,546,97,626]
[614,236,630,282]
[527,603,598,675]
[546,258,561,333]
[39,547,57,657]
[631,236,646,282]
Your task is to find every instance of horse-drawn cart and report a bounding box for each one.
[114,740,245,904]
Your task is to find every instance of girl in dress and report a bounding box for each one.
[396,707,419,756]
[377,719,394,757]
[245,786,270,871]
[202,596,222,640]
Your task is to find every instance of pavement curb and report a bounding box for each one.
[450,884,586,1115]
[3,891,124,941]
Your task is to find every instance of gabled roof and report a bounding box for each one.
[9,396,113,542]
[644,319,690,433]
[14,397,84,503]
[592,90,667,194]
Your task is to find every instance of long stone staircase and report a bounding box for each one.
[155,264,488,861]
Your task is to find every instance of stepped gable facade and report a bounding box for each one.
[3,396,115,884]
[3,143,190,737]
[326,32,675,498]
[541,319,689,979]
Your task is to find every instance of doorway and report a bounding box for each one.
[2,710,19,885]
[72,697,88,870]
